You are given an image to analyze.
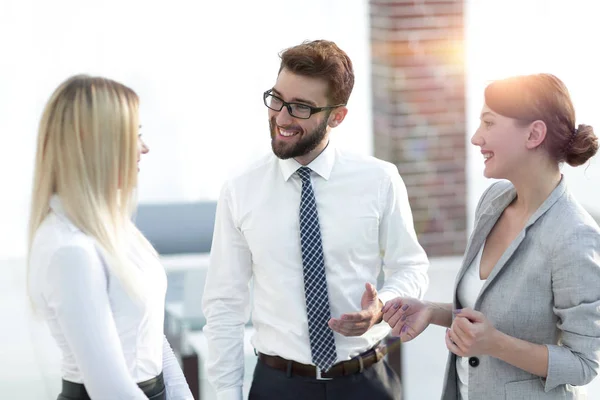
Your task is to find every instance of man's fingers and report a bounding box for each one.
[330,319,370,330]
[365,282,376,293]
[339,328,368,337]
[340,311,371,322]
[364,282,378,299]
[328,322,368,337]
[328,318,372,336]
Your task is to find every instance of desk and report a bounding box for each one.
[161,253,211,399]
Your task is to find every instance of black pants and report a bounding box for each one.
[249,358,402,400]
[56,373,165,400]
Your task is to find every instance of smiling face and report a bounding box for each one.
[471,104,534,180]
[268,68,346,164]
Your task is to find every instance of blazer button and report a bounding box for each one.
[468,357,480,367]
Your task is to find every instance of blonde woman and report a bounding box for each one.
[27,75,194,400]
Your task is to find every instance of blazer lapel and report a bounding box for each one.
[475,177,568,304]
[453,192,513,306]
[476,230,525,302]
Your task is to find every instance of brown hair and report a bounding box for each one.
[279,40,354,105]
[484,73,598,167]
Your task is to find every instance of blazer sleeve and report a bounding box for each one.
[544,222,600,391]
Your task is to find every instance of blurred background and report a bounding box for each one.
[1,0,599,398]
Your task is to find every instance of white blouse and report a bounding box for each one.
[28,195,193,400]
[455,243,486,400]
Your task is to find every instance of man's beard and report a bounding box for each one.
[269,115,329,160]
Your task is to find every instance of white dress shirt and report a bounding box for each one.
[28,195,194,400]
[456,243,486,400]
[202,141,430,400]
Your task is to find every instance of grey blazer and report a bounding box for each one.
[441,178,600,400]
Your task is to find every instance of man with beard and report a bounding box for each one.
[202,40,429,400]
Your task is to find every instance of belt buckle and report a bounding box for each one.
[315,366,333,381]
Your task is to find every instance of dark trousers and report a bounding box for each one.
[249,358,402,400]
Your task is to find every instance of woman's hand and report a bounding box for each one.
[382,297,434,342]
[445,308,500,357]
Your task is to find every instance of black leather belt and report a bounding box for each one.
[58,372,165,400]
[258,343,388,380]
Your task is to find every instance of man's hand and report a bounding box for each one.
[328,282,383,337]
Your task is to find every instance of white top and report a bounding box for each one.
[28,195,193,400]
[202,141,430,400]
[455,243,486,400]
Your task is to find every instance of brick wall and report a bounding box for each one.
[370,0,467,256]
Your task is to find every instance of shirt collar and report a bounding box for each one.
[49,194,65,217]
[49,194,79,232]
[278,141,336,181]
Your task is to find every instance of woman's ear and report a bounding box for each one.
[526,120,547,150]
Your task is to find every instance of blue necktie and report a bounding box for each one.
[297,166,337,372]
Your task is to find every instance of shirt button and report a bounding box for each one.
[468,357,480,367]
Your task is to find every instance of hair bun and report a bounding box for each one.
[565,124,599,167]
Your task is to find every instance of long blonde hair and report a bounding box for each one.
[28,74,156,301]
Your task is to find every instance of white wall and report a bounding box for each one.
[0,0,372,260]
[4,0,599,261]
[465,0,600,229]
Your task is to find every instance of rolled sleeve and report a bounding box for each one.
[544,223,600,392]
[377,167,429,304]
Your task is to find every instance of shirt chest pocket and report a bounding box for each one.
[320,213,380,256]
[240,210,301,266]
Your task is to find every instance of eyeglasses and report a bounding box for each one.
[263,90,345,119]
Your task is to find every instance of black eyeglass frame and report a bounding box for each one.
[263,90,346,119]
